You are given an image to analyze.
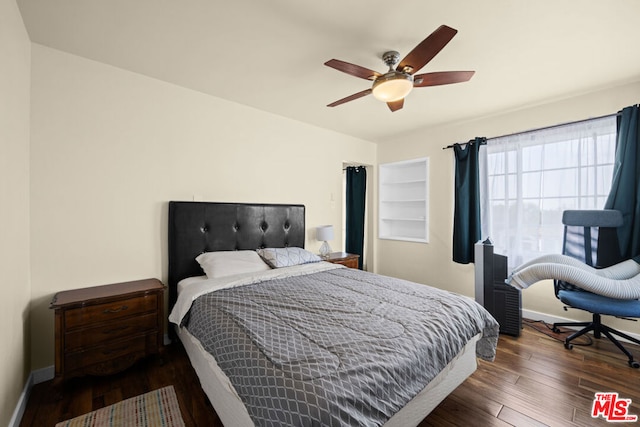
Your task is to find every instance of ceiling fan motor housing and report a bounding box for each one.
[382,50,401,68]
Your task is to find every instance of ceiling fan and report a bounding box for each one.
[324,25,474,112]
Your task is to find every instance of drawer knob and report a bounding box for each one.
[103,305,128,314]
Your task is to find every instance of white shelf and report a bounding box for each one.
[380,199,426,203]
[379,157,429,243]
[381,179,426,185]
[380,217,426,222]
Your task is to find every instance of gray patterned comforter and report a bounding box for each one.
[177,265,499,426]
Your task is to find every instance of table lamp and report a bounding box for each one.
[316,225,334,258]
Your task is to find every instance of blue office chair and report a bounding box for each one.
[551,210,640,368]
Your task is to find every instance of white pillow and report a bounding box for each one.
[195,250,271,279]
[256,247,321,268]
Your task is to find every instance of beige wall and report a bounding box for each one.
[8,8,640,415]
[377,80,640,335]
[0,0,31,424]
[29,44,376,370]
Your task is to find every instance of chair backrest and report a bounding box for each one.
[555,210,624,296]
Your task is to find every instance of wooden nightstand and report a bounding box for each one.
[323,252,360,269]
[50,278,165,392]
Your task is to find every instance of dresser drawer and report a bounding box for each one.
[65,312,158,351]
[65,335,148,371]
[325,252,360,269]
[64,294,158,329]
[332,258,359,268]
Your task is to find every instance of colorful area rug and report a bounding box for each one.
[55,385,185,427]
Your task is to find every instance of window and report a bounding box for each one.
[481,116,617,269]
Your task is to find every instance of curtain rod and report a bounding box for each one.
[442,111,619,150]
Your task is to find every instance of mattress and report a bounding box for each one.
[177,324,481,427]
[170,263,498,426]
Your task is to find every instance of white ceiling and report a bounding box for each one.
[17,0,640,143]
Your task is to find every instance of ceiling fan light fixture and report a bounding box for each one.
[372,72,413,102]
[325,25,471,111]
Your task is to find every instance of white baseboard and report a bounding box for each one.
[8,338,175,427]
[522,308,640,343]
[8,371,32,427]
[32,365,54,384]
[8,372,33,427]
[8,365,54,427]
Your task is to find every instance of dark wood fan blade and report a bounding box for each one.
[387,99,404,112]
[413,71,475,87]
[324,59,381,80]
[396,25,458,74]
[327,89,373,107]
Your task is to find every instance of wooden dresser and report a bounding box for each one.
[50,278,165,391]
[324,252,360,269]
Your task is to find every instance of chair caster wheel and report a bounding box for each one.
[564,342,573,350]
[629,360,640,369]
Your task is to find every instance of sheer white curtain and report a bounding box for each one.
[480,116,617,270]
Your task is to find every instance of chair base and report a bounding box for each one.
[553,313,640,368]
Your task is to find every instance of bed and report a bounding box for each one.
[167,201,499,426]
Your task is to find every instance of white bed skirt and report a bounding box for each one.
[176,324,480,426]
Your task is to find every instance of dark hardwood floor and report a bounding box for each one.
[20,320,640,426]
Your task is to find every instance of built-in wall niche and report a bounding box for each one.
[379,157,429,243]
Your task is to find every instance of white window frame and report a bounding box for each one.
[480,116,617,269]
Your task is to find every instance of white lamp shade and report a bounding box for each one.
[371,71,414,102]
[316,225,334,241]
[372,78,413,102]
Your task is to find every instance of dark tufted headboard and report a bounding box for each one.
[167,201,305,310]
